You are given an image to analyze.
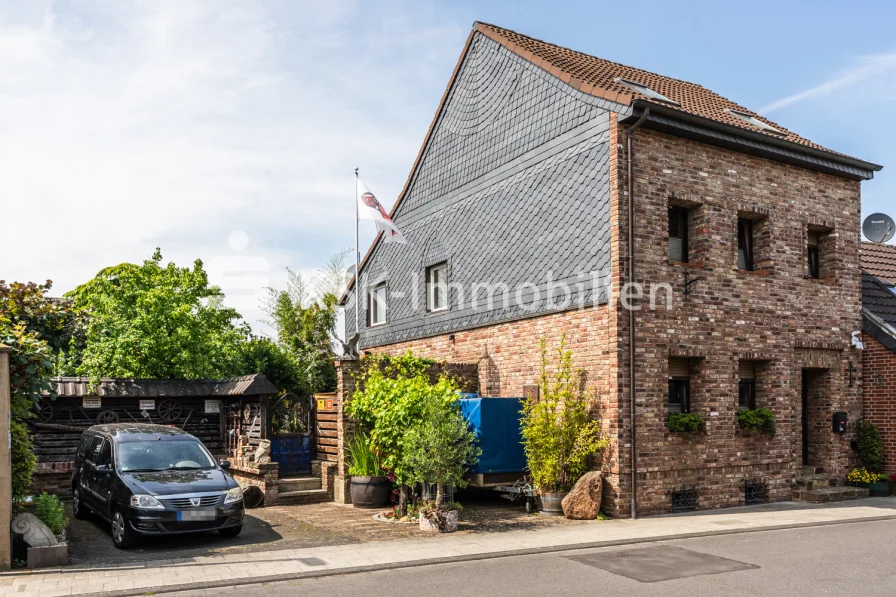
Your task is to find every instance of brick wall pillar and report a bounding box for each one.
[334,358,360,504]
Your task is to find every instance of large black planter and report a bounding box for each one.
[350,476,390,508]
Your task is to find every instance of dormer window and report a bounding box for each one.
[725,108,785,135]
[614,77,680,106]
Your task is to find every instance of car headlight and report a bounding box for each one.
[223,486,244,504]
[130,494,164,510]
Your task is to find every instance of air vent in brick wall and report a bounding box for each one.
[670,487,698,512]
[744,479,769,506]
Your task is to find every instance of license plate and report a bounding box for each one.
[177,509,216,521]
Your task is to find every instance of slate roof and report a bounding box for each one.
[860,242,896,285]
[47,373,279,398]
[475,22,865,160]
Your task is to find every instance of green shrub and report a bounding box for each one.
[520,337,609,494]
[346,432,382,476]
[668,412,705,433]
[737,408,776,435]
[10,421,37,508]
[34,493,67,535]
[857,420,885,473]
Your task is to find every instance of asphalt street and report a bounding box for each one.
[173,519,896,597]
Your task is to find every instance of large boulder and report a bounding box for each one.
[561,472,603,520]
[12,513,58,548]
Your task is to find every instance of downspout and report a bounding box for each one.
[626,106,649,519]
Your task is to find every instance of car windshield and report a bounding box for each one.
[117,440,216,472]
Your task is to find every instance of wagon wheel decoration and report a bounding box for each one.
[95,410,119,424]
[158,399,183,422]
[36,400,54,422]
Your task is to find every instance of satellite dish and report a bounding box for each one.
[863,213,895,244]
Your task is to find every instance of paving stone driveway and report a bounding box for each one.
[66,499,579,567]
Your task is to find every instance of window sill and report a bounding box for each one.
[668,260,705,269]
[734,268,771,277]
[803,276,836,285]
[424,308,450,317]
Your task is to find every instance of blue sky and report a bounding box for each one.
[2,0,893,332]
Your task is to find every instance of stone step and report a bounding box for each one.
[792,486,869,503]
[276,488,331,505]
[802,466,824,477]
[795,474,841,490]
[278,476,321,492]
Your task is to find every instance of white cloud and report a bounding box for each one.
[761,51,896,113]
[0,0,465,332]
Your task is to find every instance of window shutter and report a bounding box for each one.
[669,358,690,378]
[739,360,756,380]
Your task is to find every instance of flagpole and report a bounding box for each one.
[354,167,360,337]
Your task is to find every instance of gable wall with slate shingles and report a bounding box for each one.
[344,32,626,347]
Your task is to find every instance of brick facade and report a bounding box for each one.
[354,125,865,517]
[862,335,896,470]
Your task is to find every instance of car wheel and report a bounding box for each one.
[218,524,242,538]
[111,509,137,549]
[72,488,88,520]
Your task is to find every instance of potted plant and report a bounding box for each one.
[404,384,480,533]
[520,337,609,516]
[347,433,389,508]
[847,467,890,496]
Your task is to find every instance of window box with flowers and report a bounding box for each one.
[847,468,890,497]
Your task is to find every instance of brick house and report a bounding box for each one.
[860,242,896,470]
[340,22,883,516]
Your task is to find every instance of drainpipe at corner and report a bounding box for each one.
[626,106,649,520]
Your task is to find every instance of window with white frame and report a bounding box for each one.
[426,262,449,313]
[368,282,387,326]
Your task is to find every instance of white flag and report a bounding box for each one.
[357,178,407,244]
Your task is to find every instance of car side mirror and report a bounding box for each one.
[219,460,231,470]
[95,464,112,475]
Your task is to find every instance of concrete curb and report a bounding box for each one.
[86,513,896,597]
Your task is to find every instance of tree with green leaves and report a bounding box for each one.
[262,250,349,395]
[67,249,250,380]
[0,280,79,506]
[404,389,480,512]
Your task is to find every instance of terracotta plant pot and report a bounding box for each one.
[349,475,390,508]
[538,492,568,516]
[419,509,459,533]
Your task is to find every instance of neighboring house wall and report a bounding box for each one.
[863,335,896,471]
[345,33,627,347]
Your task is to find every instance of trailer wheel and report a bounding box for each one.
[525,498,534,514]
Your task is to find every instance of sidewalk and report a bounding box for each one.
[4,497,896,597]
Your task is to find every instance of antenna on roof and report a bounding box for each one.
[863,213,895,244]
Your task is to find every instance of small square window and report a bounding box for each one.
[888,284,896,296]
[368,282,387,327]
[737,218,754,271]
[668,207,689,263]
[426,262,449,313]
[668,358,691,414]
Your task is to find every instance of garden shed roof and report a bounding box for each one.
[46,373,279,398]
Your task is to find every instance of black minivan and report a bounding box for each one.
[72,424,244,549]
